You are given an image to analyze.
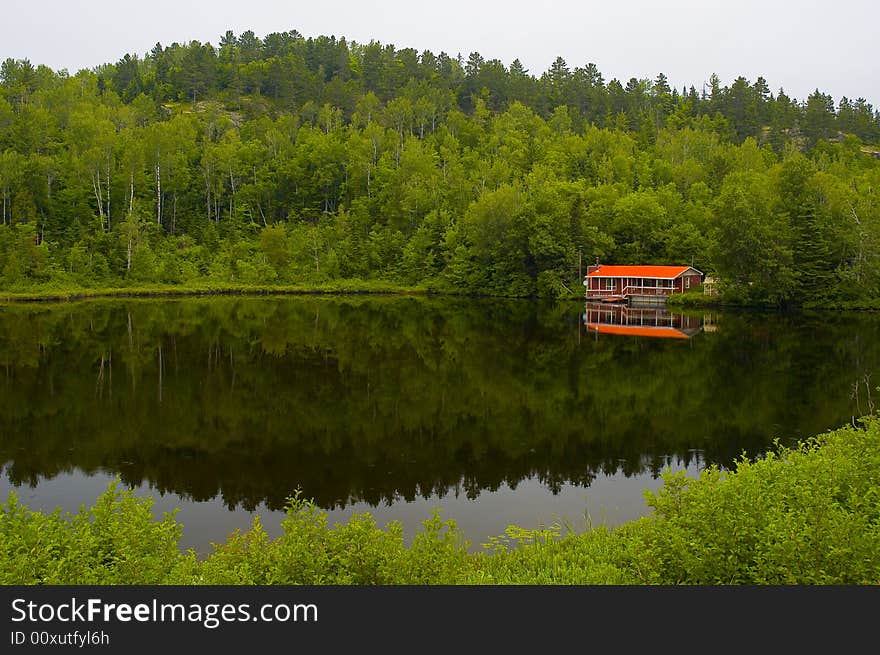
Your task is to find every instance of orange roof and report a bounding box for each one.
[586,265,698,279]
[586,324,691,339]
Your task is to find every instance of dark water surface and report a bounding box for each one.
[1,296,876,552]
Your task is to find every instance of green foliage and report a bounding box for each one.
[634,419,880,583]
[1,31,880,303]
[0,482,196,584]
[259,224,290,277]
[709,172,796,304]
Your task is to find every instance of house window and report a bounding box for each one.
[685,277,691,289]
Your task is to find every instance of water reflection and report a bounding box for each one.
[583,302,704,339]
[0,297,876,549]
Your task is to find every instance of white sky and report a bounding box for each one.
[4,0,878,107]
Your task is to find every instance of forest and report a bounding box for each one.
[1,29,880,304]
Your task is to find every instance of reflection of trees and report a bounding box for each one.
[0,298,876,511]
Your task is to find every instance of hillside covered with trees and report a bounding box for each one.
[1,29,880,304]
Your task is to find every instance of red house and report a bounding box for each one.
[584,264,703,303]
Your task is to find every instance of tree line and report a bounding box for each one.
[1,29,880,304]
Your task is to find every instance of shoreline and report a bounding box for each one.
[0,282,432,304]
[666,291,880,312]
[3,282,880,311]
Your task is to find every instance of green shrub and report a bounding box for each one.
[0,482,197,584]
[631,420,880,584]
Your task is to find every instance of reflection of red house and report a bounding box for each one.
[584,265,703,303]
[584,302,702,339]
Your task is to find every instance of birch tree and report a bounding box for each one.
[0,150,23,225]
[68,109,116,229]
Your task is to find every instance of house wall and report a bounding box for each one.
[586,272,703,297]
[681,274,701,291]
[674,275,702,293]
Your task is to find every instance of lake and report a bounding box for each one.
[1,296,876,553]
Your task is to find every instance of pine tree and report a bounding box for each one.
[791,201,833,301]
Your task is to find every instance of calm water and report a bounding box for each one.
[1,296,876,552]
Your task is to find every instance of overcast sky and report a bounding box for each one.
[4,0,878,107]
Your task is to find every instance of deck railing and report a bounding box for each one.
[587,284,675,297]
[621,286,674,296]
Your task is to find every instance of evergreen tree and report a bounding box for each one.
[791,200,834,300]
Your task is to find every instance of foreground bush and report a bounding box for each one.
[2,417,879,585]
[629,418,880,584]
